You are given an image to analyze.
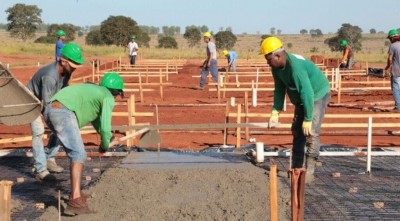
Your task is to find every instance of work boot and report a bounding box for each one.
[196,85,205,90]
[36,170,56,182]
[305,157,317,184]
[47,159,64,173]
[64,197,96,216]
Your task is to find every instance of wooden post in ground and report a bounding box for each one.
[166,64,169,81]
[223,69,229,98]
[244,91,250,141]
[236,104,242,148]
[223,101,230,146]
[159,68,164,99]
[270,164,278,221]
[126,95,136,148]
[337,70,342,104]
[139,73,144,103]
[0,180,13,221]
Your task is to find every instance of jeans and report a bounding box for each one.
[291,92,331,168]
[200,59,218,87]
[130,55,136,65]
[45,106,87,163]
[391,75,400,109]
[230,60,237,72]
[30,115,61,172]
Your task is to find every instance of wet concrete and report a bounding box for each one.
[120,152,251,170]
[2,149,400,220]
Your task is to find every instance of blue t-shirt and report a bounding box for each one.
[55,40,64,61]
[227,51,237,65]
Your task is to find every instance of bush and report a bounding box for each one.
[158,36,178,48]
[86,29,104,45]
[214,31,237,50]
[34,36,54,44]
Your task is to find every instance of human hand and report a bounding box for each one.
[302,121,313,136]
[268,110,279,128]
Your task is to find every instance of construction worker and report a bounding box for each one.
[27,43,84,182]
[126,35,139,66]
[44,72,123,215]
[55,30,66,61]
[198,32,218,90]
[385,29,400,111]
[223,50,237,72]
[339,39,354,69]
[260,36,330,184]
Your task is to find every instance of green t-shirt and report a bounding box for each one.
[51,83,115,148]
[271,53,330,121]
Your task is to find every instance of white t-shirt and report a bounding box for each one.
[128,41,139,56]
[207,42,217,60]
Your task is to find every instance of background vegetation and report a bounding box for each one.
[0,3,395,63]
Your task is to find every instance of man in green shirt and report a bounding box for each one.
[44,72,124,215]
[260,37,331,184]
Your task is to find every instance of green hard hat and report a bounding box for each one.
[60,43,84,65]
[130,35,137,39]
[100,72,124,90]
[387,29,399,38]
[56,30,66,37]
[340,40,348,47]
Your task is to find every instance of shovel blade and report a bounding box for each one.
[139,130,161,147]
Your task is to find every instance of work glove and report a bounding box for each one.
[268,110,279,128]
[302,121,313,136]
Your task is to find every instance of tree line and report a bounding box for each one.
[4,3,398,52]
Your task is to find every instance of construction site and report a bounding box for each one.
[1,52,400,221]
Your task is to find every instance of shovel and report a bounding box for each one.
[117,127,161,147]
[139,129,161,147]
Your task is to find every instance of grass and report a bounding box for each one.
[0,31,390,63]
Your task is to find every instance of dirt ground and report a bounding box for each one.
[1,55,399,150]
[1,54,400,220]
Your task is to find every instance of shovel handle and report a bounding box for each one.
[118,127,150,142]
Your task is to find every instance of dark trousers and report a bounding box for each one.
[130,55,136,65]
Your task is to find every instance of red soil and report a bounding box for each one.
[1,55,400,151]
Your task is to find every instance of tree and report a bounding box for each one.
[183,27,201,48]
[6,3,42,41]
[370,28,376,34]
[85,29,104,45]
[47,23,78,41]
[136,30,151,48]
[214,30,237,50]
[277,29,282,35]
[324,23,363,52]
[200,25,209,33]
[270,27,276,35]
[139,25,159,35]
[310,29,323,37]
[300,29,308,35]
[158,36,178,48]
[100,16,139,46]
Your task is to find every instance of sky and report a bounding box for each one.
[0,0,399,34]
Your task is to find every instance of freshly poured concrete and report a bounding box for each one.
[120,152,252,170]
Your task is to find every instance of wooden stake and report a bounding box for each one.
[0,180,13,221]
[244,91,250,141]
[236,104,242,148]
[224,101,230,146]
[270,165,278,221]
[159,68,164,99]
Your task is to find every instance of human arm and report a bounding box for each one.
[91,96,115,151]
[41,76,58,107]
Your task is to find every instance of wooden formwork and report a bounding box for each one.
[224,101,400,148]
[0,95,153,149]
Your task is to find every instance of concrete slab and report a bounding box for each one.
[120,152,252,170]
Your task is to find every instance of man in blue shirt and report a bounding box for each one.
[55,30,66,61]
[223,50,237,72]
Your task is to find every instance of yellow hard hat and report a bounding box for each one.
[223,50,228,56]
[203,32,212,37]
[260,37,283,55]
